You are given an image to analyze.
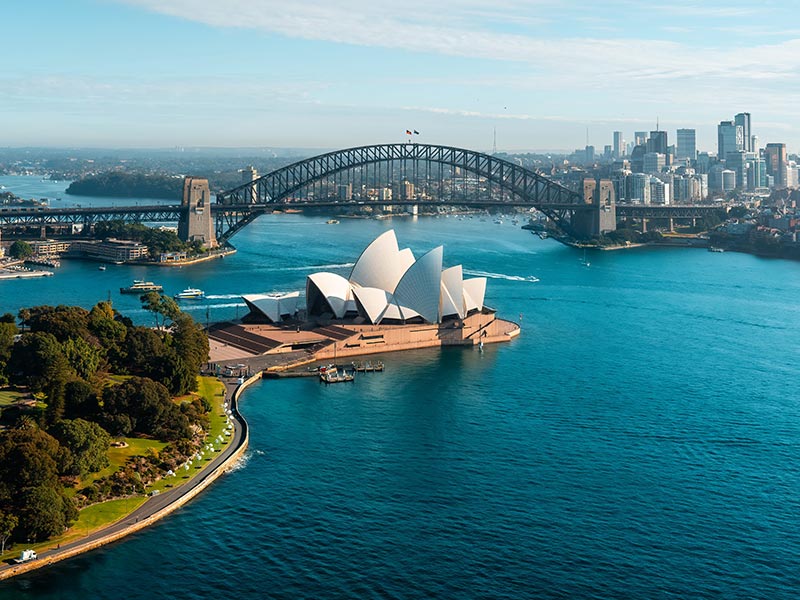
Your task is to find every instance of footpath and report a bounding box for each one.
[0,372,259,581]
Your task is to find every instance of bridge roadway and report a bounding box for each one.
[0,200,722,225]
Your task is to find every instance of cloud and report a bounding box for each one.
[117,0,800,89]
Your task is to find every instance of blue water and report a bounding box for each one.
[2,177,800,598]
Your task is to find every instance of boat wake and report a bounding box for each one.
[464,269,540,283]
[180,302,245,311]
[204,294,243,300]
[269,262,354,272]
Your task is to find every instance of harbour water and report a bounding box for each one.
[2,177,800,598]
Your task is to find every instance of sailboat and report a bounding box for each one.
[580,248,591,267]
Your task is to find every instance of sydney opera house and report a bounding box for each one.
[208,230,519,365]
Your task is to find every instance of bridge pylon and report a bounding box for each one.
[571,178,617,238]
[178,177,217,248]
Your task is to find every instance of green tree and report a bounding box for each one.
[101,377,190,441]
[141,292,180,332]
[50,419,110,477]
[0,511,18,554]
[0,313,18,384]
[0,427,77,541]
[63,379,100,421]
[8,240,32,259]
[7,332,73,394]
[63,336,103,380]
[19,485,77,541]
[24,305,91,343]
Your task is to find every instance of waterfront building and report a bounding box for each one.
[735,113,751,152]
[676,129,696,160]
[764,143,788,187]
[70,238,148,262]
[309,230,485,325]
[718,121,743,159]
[30,239,71,255]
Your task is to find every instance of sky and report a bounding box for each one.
[3,0,800,153]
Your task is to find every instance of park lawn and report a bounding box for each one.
[68,437,169,495]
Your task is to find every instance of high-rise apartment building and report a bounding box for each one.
[734,113,751,152]
[764,143,787,188]
[613,131,624,159]
[676,128,696,160]
[718,121,743,159]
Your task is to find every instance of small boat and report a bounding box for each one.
[174,287,206,300]
[708,246,724,253]
[326,219,340,224]
[98,265,107,271]
[319,364,355,383]
[579,249,591,267]
[120,280,163,294]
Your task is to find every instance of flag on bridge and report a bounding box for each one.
[413,130,420,135]
[405,130,412,135]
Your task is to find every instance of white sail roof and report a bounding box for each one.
[306,272,352,318]
[349,230,400,291]
[351,286,394,324]
[242,291,300,322]
[297,230,489,326]
[440,265,465,319]
[393,246,443,324]
[462,278,486,313]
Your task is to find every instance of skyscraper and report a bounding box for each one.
[612,131,624,159]
[717,121,743,159]
[764,143,787,188]
[647,130,668,155]
[635,131,648,146]
[676,129,696,160]
[734,113,751,152]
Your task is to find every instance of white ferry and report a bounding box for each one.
[120,280,163,294]
[174,287,206,300]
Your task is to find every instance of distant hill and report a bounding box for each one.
[66,172,183,200]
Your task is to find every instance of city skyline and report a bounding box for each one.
[3,0,800,151]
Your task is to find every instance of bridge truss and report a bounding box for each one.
[215,143,587,239]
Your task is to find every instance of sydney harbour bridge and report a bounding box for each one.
[0,143,722,244]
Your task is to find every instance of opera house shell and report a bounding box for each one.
[304,230,487,325]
